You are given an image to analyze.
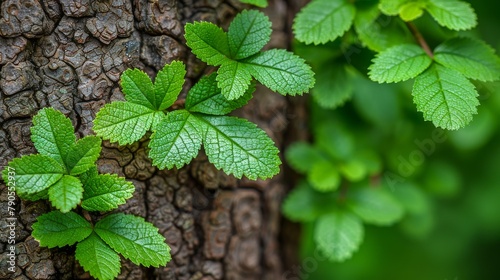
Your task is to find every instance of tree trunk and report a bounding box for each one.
[0,0,306,279]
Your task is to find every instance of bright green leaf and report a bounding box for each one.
[185,73,254,115]
[399,1,427,21]
[312,64,352,108]
[293,0,356,44]
[48,175,83,213]
[285,142,325,173]
[66,136,102,176]
[426,0,477,31]
[149,110,203,169]
[81,174,135,212]
[95,213,171,267]
[30,107,76,168]
[413,64,479,130]
[282,181,338,222]
[314,212,364,262]
[228,10,271,59]
[434,37,500,82]
[3,154,65,198]
[120,68,155,109]
[32,211,92,248]
[347,187,404,226]
[243,49,315,95]
[308,162,340,192]
[369,44,432,83]
[197,115,281,180]
[154,61,186,110]
[76,233,121,280]
[217,61,253,100]
[339,160,367,182]
[379,0,408,15]
[93,102,162,145]
[239,0,267,8]
[185,22,230,66]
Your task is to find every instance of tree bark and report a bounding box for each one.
[0,0,306,279]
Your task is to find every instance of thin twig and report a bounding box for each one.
[406,22,433,58]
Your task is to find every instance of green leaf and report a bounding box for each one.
[185,22,230,66]
[228,10,271,59]
[391,183,429,215]
[185,73,254,115]
[293,0,356,44]
[32,211,92,248]
[314,212,364,262]
[48,175,83,213]
[434,37,500,82]
[76,233,121,280]
[120,68,155,109]
[285,142,325,173]
[379,0,408,16]
[154,61,186,110]
[239,0,267,8]
[339,160,367,182]
[347,187,404,226]
[282,181,338,222]
[426,0,477,31]
[217,61,253,100]
[312,64,352,108]
[399,1,427,21]
[93,102,163,145]
[81,174,135,212]
[412,64,479,130]
[149,110,203,169]
[95,213,171,267]
[243,49,315,95]
[3,154,65,198]
[308,162,340,192]
[197,115,281,180]
[30,107,76,168]
[369,44,432,83]
[66,136,102,176]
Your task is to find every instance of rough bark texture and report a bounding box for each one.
[0,0,308,279]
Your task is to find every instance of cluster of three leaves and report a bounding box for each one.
[369,37,500,130]
[2,108,134,213]
[33,211,170,280]
[93,61,281,180]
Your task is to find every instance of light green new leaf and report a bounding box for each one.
[369,44,432,83]
[243,49,315,95]
[31,107,76,167]
[185,22,230,66]
[399,1,427,21]
[32,211,92,248]
[197,115,281,180]
[121,69,155,109]
[76,233,120,280]
[282,181,338,222]
[312,64,352,108]
[48,175,83,213]
[149,110,203,169]
[434,37,500,82]
[347,187,404,226]
[95,213,171,267]
[239,0,267,8]
[81,174,135,212]
[3,154,65,198]
[93,102,163,145]
[285,142,325,173]
[426,0,477,31]
[154,61,186,110]
[185,73,254,115]
[217,61,253,100]
[66,136,102,175]
[308,162,340,192]
[293,0,355,45]
[314,212,364,262]
[379,0,408,15]
[413,64,479,130]
[228,10,272,59]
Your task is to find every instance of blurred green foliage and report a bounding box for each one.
[283,0,500,279]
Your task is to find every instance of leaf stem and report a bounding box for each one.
[406,22,433,58]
